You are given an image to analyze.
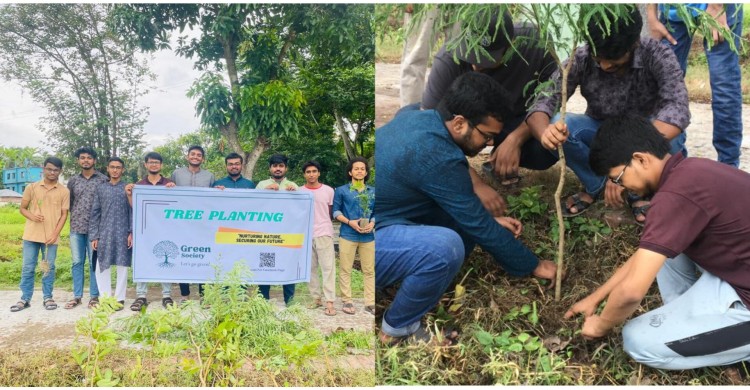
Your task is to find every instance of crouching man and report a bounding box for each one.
[565,115,750,369]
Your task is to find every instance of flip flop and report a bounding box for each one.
[64,298,82,309]
[324,302,336,316]
[562,192,596,217]
[627,197,651,227]
[342,302,356,315]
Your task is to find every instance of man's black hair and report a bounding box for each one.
[436,72,512,127]
[268,154,288,166]
[225,152,243,164]
[108,156,125,167]
[187,145,205,157]
[74,147,97,160]
[589,115,671,176]
[144,151,163,163]
[302,160,322,173]
[587,5,642,60]
[43,156,63,169]
[346,156,370,183]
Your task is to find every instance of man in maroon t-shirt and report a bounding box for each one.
[565,115,750,370]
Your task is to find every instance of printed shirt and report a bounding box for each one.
[213,175,256,189]
[136,175,173,186]
[333,183,375,243]
[22,180,70,244]
[529,37,690,131]
[67,170,108,234]
[298,183,335,238]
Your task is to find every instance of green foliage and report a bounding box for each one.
[237,80,306,140]
[550,215,612,250]
[507,185,548,220]
[71,296,123,387]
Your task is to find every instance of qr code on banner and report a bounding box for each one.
[259,252,275,268]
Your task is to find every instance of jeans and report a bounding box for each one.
[376,224,464,337]
[556,113,687,196]
[660,11,743,167]
[70,232,99,299]
[179,283,204,297]
[622,254,750,369]
[258,284,296,305]
[136,282,173,298]
[19,240,57,302]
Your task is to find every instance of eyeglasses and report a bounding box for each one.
[472,125,496,144]
[109,166,124,171]
[610,161,631,186]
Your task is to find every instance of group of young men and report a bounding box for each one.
[377,4,750,370]
[13,145,376,318]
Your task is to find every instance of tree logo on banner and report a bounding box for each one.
[153,240,179,268]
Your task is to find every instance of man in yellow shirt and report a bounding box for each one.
[11,157,70,312]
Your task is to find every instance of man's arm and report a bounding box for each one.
[646,4,678,45]
[650,43,691,135]
[421,48,464,109]
[469,168,506,217]
[490,121,532,179]
[49,209,68,245]
[567,248,668,338]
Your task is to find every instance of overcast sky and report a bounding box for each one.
[0,36,204,153]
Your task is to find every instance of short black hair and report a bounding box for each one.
[436,72,512,128]
[302,161,321,173]
[144,151,163,163]
[587,5,642,60]
[589,115,671,176]
[225,152,243,165]
[108,156,125,167]
[74,147,97,160]
[43,157,63,169]
[346,156,370,182]
[268,154,288,166]
[187,145,205,157]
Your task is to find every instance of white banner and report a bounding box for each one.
[132,186,313,284]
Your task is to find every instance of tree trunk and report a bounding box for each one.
[244,136,270,180]
[335,109,356,160]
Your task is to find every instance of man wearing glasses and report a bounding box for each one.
[376,72,558,345]
[213,153,256,190]
[566,114,750,369]
[11,157,69,312]
[125,152,176,310]
[526,6,690,223]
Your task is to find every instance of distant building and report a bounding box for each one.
[0,189,22,204]
[2,166,43,193]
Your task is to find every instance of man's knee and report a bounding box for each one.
[622,320,673,369]
[430,230,465,275]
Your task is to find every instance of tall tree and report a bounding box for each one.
[110,4,374,178]
[0,4,150,174]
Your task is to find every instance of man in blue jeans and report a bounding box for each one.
[527,6,690,223]
[65,147,107,309]
[647,3,743,168]
[376,72,558,345]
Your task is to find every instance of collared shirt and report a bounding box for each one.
[639,153,750,308]
[529,37,690,131]
[67,170,108,234]
[21,180,70,244]
[256,177,298,191]
[299,183,335,238]
[376,106,539,276]
[213,175,256,189]
[333,183,375,243]
[170,167,215,188]
[136,175,173,186]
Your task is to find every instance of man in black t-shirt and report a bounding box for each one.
[421,10,558,217]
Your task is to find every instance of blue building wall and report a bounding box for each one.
[2,167,43,193]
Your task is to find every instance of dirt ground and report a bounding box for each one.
[376,62,750,171]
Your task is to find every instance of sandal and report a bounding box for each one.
[64,298,82,309]
[324,301,336,316]
[364,305,376,315]
[342,302,356,315]
[10,300,29,312]
[628,198,651,227]
[114,300,125,312]
[562,192,596,217]
[307,298,323,310]
[88,297,99,309]
[130,297,148,312]
[43,298,58,310]
[162,297,174,308]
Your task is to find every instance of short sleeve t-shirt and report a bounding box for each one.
[639,153,750,307]
[299,184,335,238]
